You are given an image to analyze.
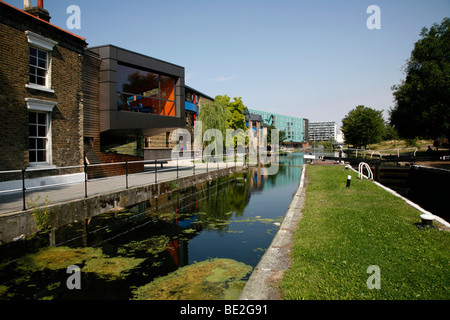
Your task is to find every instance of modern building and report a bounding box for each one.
[83,44,186,163]
[184,85,214,135]
[247,109,308,147]
[309,121,338,142]
[0,0,87,177]
[142,86,214,159]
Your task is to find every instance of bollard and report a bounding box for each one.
[346,175,352,188]
[420,214,435,229]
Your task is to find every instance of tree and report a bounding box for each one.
[197,98,230,155]
[226,96,247,131]
[390,18,450,142]
[383,123,399,141]
[278,130,287,145]
[212,95,249,150]
[341,105,385,148]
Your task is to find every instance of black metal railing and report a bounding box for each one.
[0,153,249,213]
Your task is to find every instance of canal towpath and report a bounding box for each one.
[0,160,243,216]
[239,164,307,300]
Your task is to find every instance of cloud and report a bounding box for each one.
[213,75,234,82]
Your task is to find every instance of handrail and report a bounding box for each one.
[344,147,419,158]
[370,151,382,159]
[0,151,257,212]
[358,162,373,180]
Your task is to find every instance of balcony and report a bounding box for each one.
[184,101,199,114]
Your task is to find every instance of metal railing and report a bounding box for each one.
[0,152,250,212]
[358,162,373,180]
[344,147,418,159]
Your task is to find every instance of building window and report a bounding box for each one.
[29,47,48,87]
[25,98,57,166]
[25,31,57,93]
[117,64,176,116]
[29,112,49,164]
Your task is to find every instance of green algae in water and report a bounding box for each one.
[117,235,170,257]
[17,246,104,272]
[16,246,144,281]
[82,257,145,280]
[0,285,8,298]
[132,258,252,300]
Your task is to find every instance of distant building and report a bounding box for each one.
[336,130,345,144]
[243,109,268,150]
[309,121,338,142]
[247,109,308,148]
[184,85,214,135]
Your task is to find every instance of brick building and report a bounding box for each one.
[0,0,214,184]
[0,1,87,177]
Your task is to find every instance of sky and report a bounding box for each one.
[7,0,450,128]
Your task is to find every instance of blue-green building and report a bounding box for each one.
[248,109,309,147]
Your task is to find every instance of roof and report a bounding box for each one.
[249,114,263,122]
[185,85,215,102]
[0,1,86,42]
[248,108,305,121]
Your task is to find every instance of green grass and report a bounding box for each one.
[367,139,433,151]
[280,165,450,300]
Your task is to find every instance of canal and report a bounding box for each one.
[0,153,303,300]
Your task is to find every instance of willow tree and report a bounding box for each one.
[197,98,230,158]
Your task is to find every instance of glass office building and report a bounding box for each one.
[248,109,308,145]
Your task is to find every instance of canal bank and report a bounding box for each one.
[1,153,304,300]
[280,164,450,300]
[239,164,307,300]
[0,165,244,244]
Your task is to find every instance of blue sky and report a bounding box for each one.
[7,0,450,127]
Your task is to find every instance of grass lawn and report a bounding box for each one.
[280,165,449,300]
[367,139,433,151]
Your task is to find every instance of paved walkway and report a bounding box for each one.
[239,164,307,300]
[0,160,243,216]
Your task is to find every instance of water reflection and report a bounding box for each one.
[0,153,303,300]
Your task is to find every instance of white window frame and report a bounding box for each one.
[28,47,49,88]
[25,31,58,93]
[26,98,57,167]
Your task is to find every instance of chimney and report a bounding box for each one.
[24,0,51,22]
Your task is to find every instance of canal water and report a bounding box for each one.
[0,153,303,300]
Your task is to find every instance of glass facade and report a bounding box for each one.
[117,64,175,116]
[248,109,306,143]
